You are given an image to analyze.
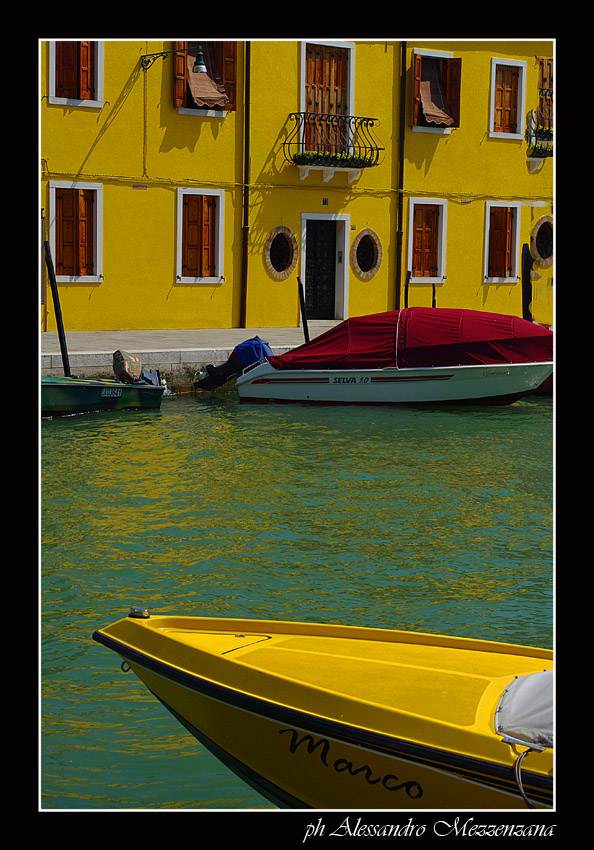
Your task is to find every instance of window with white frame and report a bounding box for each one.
[49,181,103,282]
[412,48,461,133]
[484,202,522,282]
[176,188,225,283]
[300,40,355,113]
[48,41,104,108]
[489,58,526,140]
[407,198,448,283]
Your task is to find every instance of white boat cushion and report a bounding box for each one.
[495,669,553,750]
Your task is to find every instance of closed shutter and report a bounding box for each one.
[305,43,348,116]
[201,195,216,276]
[55,41,79,99]
[77,190,94,275]
[494,64,519,133]
[78,41,95,100]
[183,194,216,277]
[55,41,95,99]
[305,43,348,151]
[488,206,513,277]
[55,188,94,276]
[56,188,77,275]
[412,205,439,277]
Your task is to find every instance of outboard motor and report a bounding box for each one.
[194,336,273,391]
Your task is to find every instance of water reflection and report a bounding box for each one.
[41,394,553,808]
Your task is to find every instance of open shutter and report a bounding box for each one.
[218,41,236,111]
[78,41,95,100]
[412,52,422,126]
[173,41,187,108]
[444,57,461,128]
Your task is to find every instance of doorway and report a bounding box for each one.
[302,213,349,320]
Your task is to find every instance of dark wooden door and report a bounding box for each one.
[305,219,336,319]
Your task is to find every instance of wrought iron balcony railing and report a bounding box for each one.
[284,112,384,172]
[526,88,553,162]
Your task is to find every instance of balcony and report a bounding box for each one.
[526,88,553,171]
[284,112,384,182]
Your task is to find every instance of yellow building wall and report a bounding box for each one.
[242,40,400,328]
[41,40,244,332]
[41,39,553,332]
[402,41,553,325]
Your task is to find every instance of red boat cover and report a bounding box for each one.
[267,307,553,370]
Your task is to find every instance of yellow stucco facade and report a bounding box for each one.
[40,39,554,333]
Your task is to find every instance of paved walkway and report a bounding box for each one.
[40,321,338,387]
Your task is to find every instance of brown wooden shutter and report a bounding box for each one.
[56,188,76,275]
[55,188,94,276]
[305,44,348,151]
[218,41,237,111]
[412,52,422,126]
[56,41,79,99]
[201,195,216,276]
[305,43,348,116]
[488,206,513,277]
[78,41,95,99]
[494,65,519,133]
[538,57,553,128]
[182,194,216,277]
[444,57,462,128]
[173,41,187,108]
[183,194,199,276]
[77,189,94,275]
[412,205,439,277]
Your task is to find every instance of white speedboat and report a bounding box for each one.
[235,307,553,406]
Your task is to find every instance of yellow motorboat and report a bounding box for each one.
[93,610,553,810]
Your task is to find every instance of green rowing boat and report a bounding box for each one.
[41,375,164,417]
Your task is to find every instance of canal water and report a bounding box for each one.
[40,392,553,810]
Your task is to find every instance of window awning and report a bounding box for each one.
[419,58,454,126]
[186,54,229,109]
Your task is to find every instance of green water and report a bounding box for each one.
[40,393,553,810]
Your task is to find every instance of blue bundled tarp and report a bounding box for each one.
[194,336,273,390]
[231,336,273,368]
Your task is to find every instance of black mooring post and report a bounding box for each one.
[521,244,534,322]
[44,240,71,377]
[297,277,310,343]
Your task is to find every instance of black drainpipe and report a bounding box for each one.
[239,41,251,328]
[395,41,407,309]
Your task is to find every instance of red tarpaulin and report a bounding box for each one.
[267,307,553,370]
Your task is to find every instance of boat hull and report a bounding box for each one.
[41,376,164,416]
[94,615,553,810]
[235,361,553,406]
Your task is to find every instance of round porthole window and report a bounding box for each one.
[351,229,382,280]
[530,216,554,268]
[264,226,298,280]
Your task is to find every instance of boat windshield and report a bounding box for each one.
[495,669,553,750]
